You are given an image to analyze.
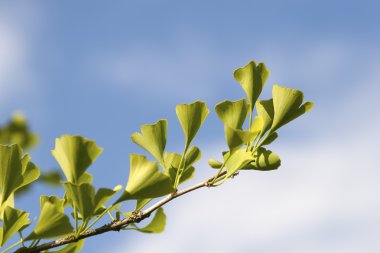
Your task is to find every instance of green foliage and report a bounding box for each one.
[51,135,103,184]
[26,196,73,240]
[0,59,313,252]
[116,154,174,203]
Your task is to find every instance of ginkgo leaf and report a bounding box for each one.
[225,126,258,154]
[163,151,195,185]
[45,240,85,253]
[1,206,30,246]
[208,158,223,169]
[260,132,278,146]
[225,149,254,178]
[26,196,73,240]
[115,154,174,203]
[40,171,63,186]
[131,119,168,166]
[135,198,152,211]
[126,208,166,234]
[51,135,103,184]
[176,101,209,150]
[0,144,40,209]
[64,183,95,222]
[184,146,201,168]
[233,60,270,109]
[215,99,248,129]
[241,148,281,171]
[94,185,122,212]
[256,99,274,139]
[271,85,314,132]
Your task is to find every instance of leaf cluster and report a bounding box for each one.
[0,60,313,253]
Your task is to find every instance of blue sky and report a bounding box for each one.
[1,0,379,252]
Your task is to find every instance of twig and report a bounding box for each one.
[14,171,227,253]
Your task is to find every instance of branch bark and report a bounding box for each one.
[14,172,227,253]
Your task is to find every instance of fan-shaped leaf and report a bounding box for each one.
[115,154,174,203]
[176,101,209,150]
[215,99,248,129]
[241,148,281,171]
[26,196,73,240]
[208,158,223,169]
[233,61,269,109]
[256,99,274,139]
[64,183,95,222]
[1,206,30,246]
[225,149,254,178]
[51,135,103,184]
[131,119,167,166]
[225,126,259,154]
[0,145,40,210]
[271,85,314,132]
[163,151,196,185]
[126,208,166,234]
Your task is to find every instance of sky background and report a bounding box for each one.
[1,0,380,252]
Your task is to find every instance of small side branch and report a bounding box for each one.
[14,172,227,253]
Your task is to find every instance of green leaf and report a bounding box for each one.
[94,185,122,212]
[163,151,195,185]
[127,208,166,234]
[1,206,30,246]
[256,99,274,139]
[131,119,168,166]
[51,135,103,184]
[0,145,40,210]
[225,149,254,178]
[0,113,38,149]
[135,198,152,211]
[26,196,73,240]
[44,240,85,253]
[63,183,95,222]
[40,171,63,186]
[215,99,248,129]
[176,101,209,150]
[208,158,223,169]
[225,126,258,154]
[241,148,281,171]
[184,146,201,168]
[271,85,314,132]
[233,61,269,109]
[260,132,278,146]
[115,154,174,203]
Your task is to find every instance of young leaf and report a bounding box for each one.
[1,206,30,246]
[94,185,122,212]
[225,126,258,154]
[225,149,254,178]
[131,119,168,166]
[256,99,274,139]
[51,135,103,184]
[64,183,95,222]
[0,145,40,209]
[183,146,201,168]
[115,154,174,203]
[271,85,314,132]
[176,101,209,150]
[126,208,166,234]
[215,99,248,129]
[233,61,269,110]
[26,196,73,240]
[241,148,281,171]
[163,151,196,185]
[208,158,223,169]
